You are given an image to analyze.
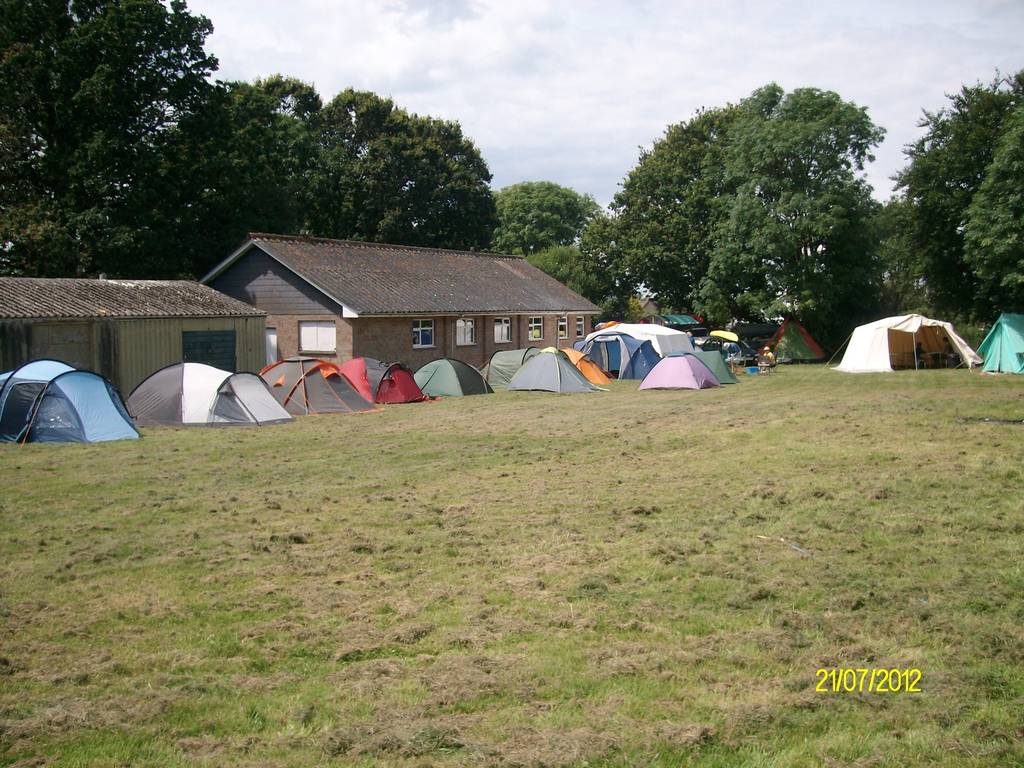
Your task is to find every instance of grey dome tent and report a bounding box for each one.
[127,362,293,426]
[0,360,139,443]
[260,357,374,414]
[484,347,541,389]
[414,358,493,397]
[507,350,603,393]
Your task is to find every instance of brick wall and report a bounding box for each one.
[263,312,593,370]
[351,313,594,369]
[264,314,354,363]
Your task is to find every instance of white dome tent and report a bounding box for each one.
[834,314,981,373]
[127,363,293,426]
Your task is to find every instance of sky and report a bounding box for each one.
[188,0,1024,207]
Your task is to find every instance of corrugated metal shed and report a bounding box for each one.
[0,278,265,394]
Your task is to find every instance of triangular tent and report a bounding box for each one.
[672,349,737,384]
[507,350,603,393]
[767,318,825,362]
[639,354,720,390]
[261,357,374,414]
[127,363,293,426]
[978,313,1024,374]
[483,348,541,389]
[414,358,493,397]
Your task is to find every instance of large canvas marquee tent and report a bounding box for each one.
[0,360,139,443]
[835,314,981,373]
[127,363,292,426]
[977,313,1024,374]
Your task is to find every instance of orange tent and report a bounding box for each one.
[563,349,613,385]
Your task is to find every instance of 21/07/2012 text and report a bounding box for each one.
[815,668,922,693]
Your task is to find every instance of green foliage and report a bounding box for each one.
[964,102,1024,314]
[705,85,885,345]
[875,197,930,316]
[0,0,219,277]
[303,89,496,251]
[896,72,1024,318]
[492,181,599,255]
[590,84,884,345]
[586,106,738,315]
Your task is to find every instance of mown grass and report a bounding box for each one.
[1,366,1022,767]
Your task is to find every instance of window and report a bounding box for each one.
[528,316,544,340]
[265,328,278,365]
[558,316,568,339]
[576,317,585,337]
[494,317,511,344]
[412,319,434,348]
[299,321,336,353]
[456,318,475,346]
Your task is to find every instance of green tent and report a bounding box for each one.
[484,347,541,389]
[978,313,1024,374]
[676,348,738,384]
[767,318,825,362]
[414,358,493,396]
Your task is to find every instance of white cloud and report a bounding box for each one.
[189,0,1024,205]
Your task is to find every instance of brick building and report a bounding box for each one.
[202,234,601,370]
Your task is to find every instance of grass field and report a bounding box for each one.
[1,366,1023,767]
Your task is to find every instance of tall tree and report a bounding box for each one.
[304,89,496,250]
[702,85,885,344]
[491,181,599,255]
[963,101,1024,314]
[0,0,219,277]
[586,105,738,313]
[896,72,1024,318]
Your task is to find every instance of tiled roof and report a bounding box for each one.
[0,278,264,319]
[206,233,602,315]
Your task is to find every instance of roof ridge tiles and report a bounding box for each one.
[248,232,523,260]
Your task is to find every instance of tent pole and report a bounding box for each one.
[913,330,919,370]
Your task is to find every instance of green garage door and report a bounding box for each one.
[182,330,236,371]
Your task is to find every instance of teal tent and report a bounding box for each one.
[978,313,1024,374]
[414,358,493,396]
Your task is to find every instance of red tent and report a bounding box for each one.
[337,357,426,404]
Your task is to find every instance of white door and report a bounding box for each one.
[265,328,278,365]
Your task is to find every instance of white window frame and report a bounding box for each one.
[298,320,336,353]
[456,318,476,346]
[494,317,511,344]
[528,316,544,341]
[576,317,585,337]
[558,315,568,339]
[412,319,435,349]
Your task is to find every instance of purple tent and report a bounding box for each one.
[638,353,721,390]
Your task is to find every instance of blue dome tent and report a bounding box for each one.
[580,333,661,380]
[0,360,138,444]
